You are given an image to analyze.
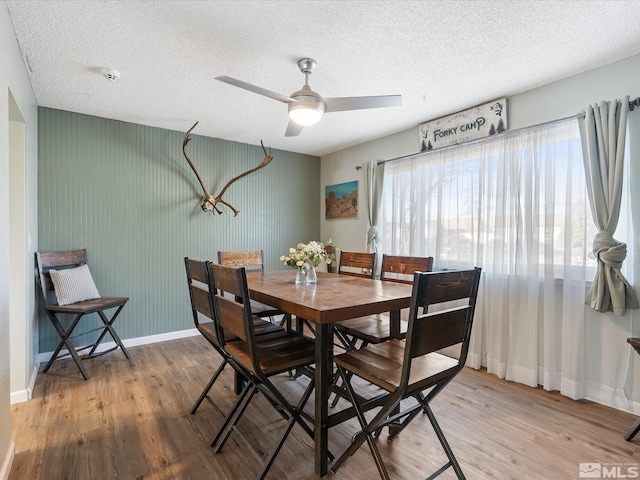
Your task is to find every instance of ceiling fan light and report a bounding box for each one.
[288,87,325,126]
[289,104,323,126]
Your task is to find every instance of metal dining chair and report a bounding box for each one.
[207,263,319,480]
[333,254,434,351]
[330,255,434,407]
[184,257,282,414]
[331,268,482,480]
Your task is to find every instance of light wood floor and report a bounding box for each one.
[9,335,640,480]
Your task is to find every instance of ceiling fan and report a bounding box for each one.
[215,58,402,137]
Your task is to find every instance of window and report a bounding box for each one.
[381,118,597,278]
[379,117,637,396]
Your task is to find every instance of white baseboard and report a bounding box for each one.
[0,442,15,480]
[10,364,40,405]
[585,379,640,416]
[9,389,28,405]
[36,328,199,365]
[28,364,37,399]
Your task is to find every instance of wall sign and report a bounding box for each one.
[418,98,507,151]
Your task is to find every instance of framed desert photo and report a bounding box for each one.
[325,180,358,220]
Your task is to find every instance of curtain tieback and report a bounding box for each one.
[367,226,381,246]
[592,231,627,268]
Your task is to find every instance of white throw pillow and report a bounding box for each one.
[49,264,101,306]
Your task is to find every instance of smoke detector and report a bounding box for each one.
[101,67,121,81]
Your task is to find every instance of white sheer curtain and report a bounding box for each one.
[380,118,603,398]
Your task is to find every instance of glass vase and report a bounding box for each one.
[295,265,307,284]
[306,264,317,284]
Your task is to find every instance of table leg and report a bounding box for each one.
[314,323,332,476]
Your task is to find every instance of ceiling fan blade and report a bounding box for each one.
[285,120,304,137]
[215,76,296,104]
[324,95,402,113]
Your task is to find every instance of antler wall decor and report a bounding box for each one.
[182,121,273,216]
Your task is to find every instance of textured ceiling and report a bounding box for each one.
[7,0,640,157]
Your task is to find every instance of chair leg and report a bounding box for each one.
[296,317,316,337]
[291,376,317,441]
[387,383,449,441]
[333,329,353,351]
[260,375,316,441]
[330,376,342,408]
[92,307,130,359]
[278,313,292,329]
[625,416,640,441]
[329,328,358,408]
[330,369,355,408]
[254,376,316,479]
[191,359,227,414]
[44,312,90,380]
[212,372,317,479]
[212,382,257,450]
[424,405,466,480]
[387,397,423,442]
[256,414,297,480]
[330,366,392,480]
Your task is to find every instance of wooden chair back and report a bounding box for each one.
[337,251,376,279]
[209,263,252,345]
[379,255,434,284]
[403,268,481,377]
[36,249,88,305]
[184,258,223,345]
[218,250,265,271]
[218,249,285,322]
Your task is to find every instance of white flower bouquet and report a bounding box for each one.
[280,239,339,269]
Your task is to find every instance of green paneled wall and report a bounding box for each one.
[37,108,320,353]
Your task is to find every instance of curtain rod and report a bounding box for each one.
[355,96,640,170]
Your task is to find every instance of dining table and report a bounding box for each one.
[245,269,413,477]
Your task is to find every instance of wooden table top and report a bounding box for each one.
[246,270,412,324]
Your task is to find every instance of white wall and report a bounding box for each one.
[9,116,29,403]
[321,54,640,412]
[1,0,38,477]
